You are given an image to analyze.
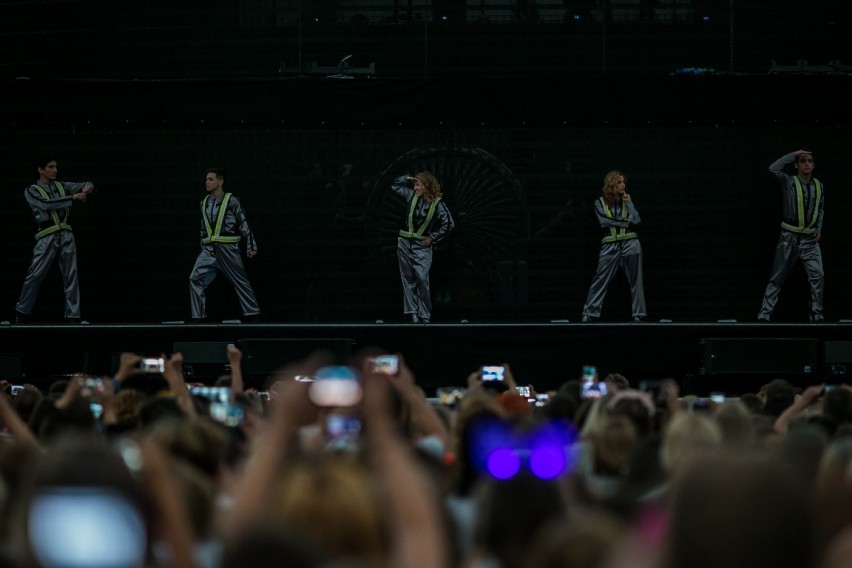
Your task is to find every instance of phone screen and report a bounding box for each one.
[370,355,399,376]
[482,366,505,382]
[29,488,146,568]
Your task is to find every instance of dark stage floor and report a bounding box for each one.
[1,321,850,396]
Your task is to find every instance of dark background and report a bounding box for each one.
[1,1,850,325]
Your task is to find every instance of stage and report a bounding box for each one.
[1,321,849,397]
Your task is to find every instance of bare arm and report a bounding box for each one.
[0,394,39,449]
[364,374,450,568]
[774,384,823,434]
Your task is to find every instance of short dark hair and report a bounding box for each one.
[206,167,226,182]
[35,156,56,171]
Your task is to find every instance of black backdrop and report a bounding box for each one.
[1,76,850,324]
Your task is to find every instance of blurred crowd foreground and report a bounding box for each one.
[2,345,852,568]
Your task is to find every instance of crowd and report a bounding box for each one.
[1,345,852,568]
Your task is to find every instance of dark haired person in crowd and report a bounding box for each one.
[581,170,646,322]
[189,168,261,323]
[15,158,94,324]
[758,149,825,322]
[391,171,454,323]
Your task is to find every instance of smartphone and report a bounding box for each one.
[437,387,466,405]
[89,402,104,420]
[710,392,726,403]
[10,385,25,396]
[369,355,399,376]
[309,366,361,407]
[80,377,105,397]
[256,391,271,400]
[28,488,147,568]
[482,366,505,382]
[581,380,607,399]
[189,386,231,404]
[294,375,315,382]
[582,366,597,382]
[139,357,165,374]
[209,402,244,427]
[535,393,550,407]
[516,385,531,398]
[325,413,361,439]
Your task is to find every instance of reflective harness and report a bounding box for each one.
[399,195,441,239]
[600,197,637,244]
[33,182,72,239]
[780,177,821,235]
[201,193,241,244]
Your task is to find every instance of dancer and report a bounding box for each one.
[391,172,454,323]
[15,158,94,324]
[189,168,260,323]
[758,150,824,322]
[581,170,646,322]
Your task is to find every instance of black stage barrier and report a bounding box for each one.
[1,322,849,396]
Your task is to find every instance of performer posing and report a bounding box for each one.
[581,170,646,323]
[392,172,454,323]
[15,158,94,324]
[189,168,260,323]
[758,150,824,322]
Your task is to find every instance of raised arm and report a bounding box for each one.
[768,152,799,180]
[391,175,415,200]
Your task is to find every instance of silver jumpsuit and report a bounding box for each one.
[391,176,455,322]
[582,196,646,319]
[189,192,260,319]
[16,180,91,319]
[758,153,825,322]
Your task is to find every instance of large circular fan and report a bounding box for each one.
[366,147,530,270]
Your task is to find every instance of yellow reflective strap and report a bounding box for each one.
[403,196,441,238]
[601,197,629,240]
[31,183,72,239]
[201,193,242,244]
[786,177,821,233]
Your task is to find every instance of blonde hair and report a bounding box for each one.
[272,456,388,561]
[601,170,625,206]
[415,171,443,202]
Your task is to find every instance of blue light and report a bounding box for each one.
[487,448,521,480]
[572,14,580,21]
[529,447,566,479]
[702,15,710,22]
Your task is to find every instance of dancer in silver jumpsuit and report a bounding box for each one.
[15,158,94,324]
[581,170,646,322]
[392,172,454,323]
[758,150,825,322]
[189,168,260,322]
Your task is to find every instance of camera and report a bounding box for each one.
[369,354,399,376]
[482,366,505,382]
[10,385,25,396]
[139,358,165,374]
